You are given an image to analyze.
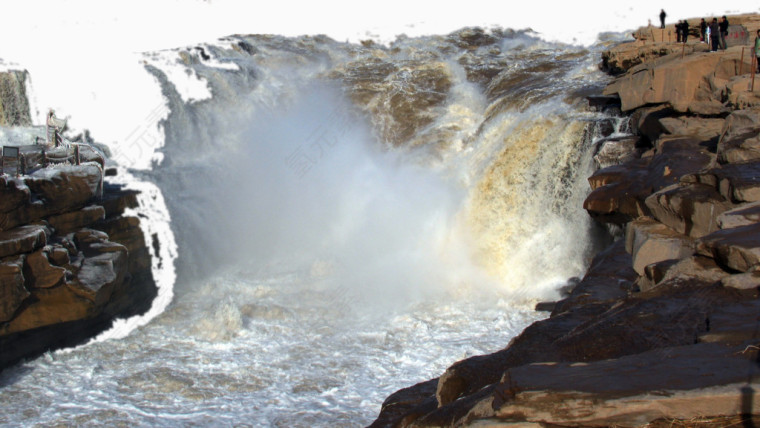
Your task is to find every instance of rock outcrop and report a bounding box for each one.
[0,163,157,369]
[0,76,158,373]
[371,12,760,428]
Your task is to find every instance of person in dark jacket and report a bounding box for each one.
[660,9,667,29]
[719,16,729,49]
[675,21,683,43]
[700,18,707,42]
[710,18,720,51]
[682,20,689,43]
[755,29,760,73]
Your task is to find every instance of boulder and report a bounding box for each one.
[625,217,695,275]
[0,164,103,231]
[47,205,105,235]
[585,137,716,225]
[637,256,729,292]
[718,201,760,228]
[587,160,649,191]
[720,109,760,142]
[22,249,65,289]
[592,136,642,169]
[47,245,70,266]
[725,78,760,110]
[0,257,28,323]
[710,161,760,202]
[584,160,652,224]
[717,125,760,164]
[0,224,48,259]
[0,283,94,335]
[93,216,150,274]
[658,116,724,143]
[602,52,723,113]
[73,250,128,307]
[368,379,439,428]
[24,163,102,211]
[1,230,128,335]
[600,41,707,76]
[73,229,123,257]
[720,271,760,290]
[644,183,734,238]
[697,222,760,272]
[0,176,29,213]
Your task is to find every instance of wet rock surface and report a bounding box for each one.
[0,163,157,371]
[372,12,760,428]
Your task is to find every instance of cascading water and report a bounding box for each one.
[0,28,625,426]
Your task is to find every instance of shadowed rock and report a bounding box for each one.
[720,271,760,291]
[0,225,48,259]
[625,217,695,275]
[552,240,637,315]
[659,116,725,143]
[701,161,760,203]
[0,177,29,213]
[0,164,103,231]
[47,205,105,235]
[603,48,753,114]
[697,222,760,272]
[22,249,65,289]
[637,256,729,293]
[458,342,760,427]
[645,183,734,238]
[718,126,760,164]
[368,379,439,428]
[0,257,28,323]
[718,201,760,228]
[585,136,716,225]
[592,136,642,169]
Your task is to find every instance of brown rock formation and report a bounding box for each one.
[0,165,157,370]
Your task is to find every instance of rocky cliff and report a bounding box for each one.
[371,13,760,428]
[0,74,157,370]
[0,70,32,127]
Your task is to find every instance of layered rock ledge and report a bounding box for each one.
[0,121,157,370]
[372,13,760,428]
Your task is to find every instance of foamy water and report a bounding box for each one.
[2,21,627,427]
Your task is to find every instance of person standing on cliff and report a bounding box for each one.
[754,29,760,73]
[675,21,682,43]
[719,16,729,50]
[660,9,666,29]
[700,18,707,42]
[710,18,720,52]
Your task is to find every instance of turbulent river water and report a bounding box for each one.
[1,28,626,426]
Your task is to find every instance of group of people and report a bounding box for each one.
[703,16,730,51]
[660,10,730,51]
[661,9,760,74]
